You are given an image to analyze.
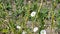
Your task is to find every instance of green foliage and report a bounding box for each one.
[0,0,60,34]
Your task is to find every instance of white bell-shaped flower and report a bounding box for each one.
[40,30,46,34]
[33,27,38,32]
[31,11,36,17]
[16,25,21,29]
[22,31,26,34]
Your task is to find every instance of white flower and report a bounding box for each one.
[16,25,21,29]
[22,31,26,34]
[40,30,46,34]
[31,11,36,17]
[28,1,31,3]
[33,27,38,32]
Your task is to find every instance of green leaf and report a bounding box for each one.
[2,29,8,33]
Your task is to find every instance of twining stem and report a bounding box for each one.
[38,0,43,13]
[37,0,43,34]
[51,0,56,34]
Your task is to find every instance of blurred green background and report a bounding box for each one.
[0,0,60,34]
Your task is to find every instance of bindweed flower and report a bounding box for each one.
[40,30,46,34]
[33,27,38,32]
[28,1,31,3]
[31,11,36,17]
[16,25,21,29]
[22,31,27,34]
